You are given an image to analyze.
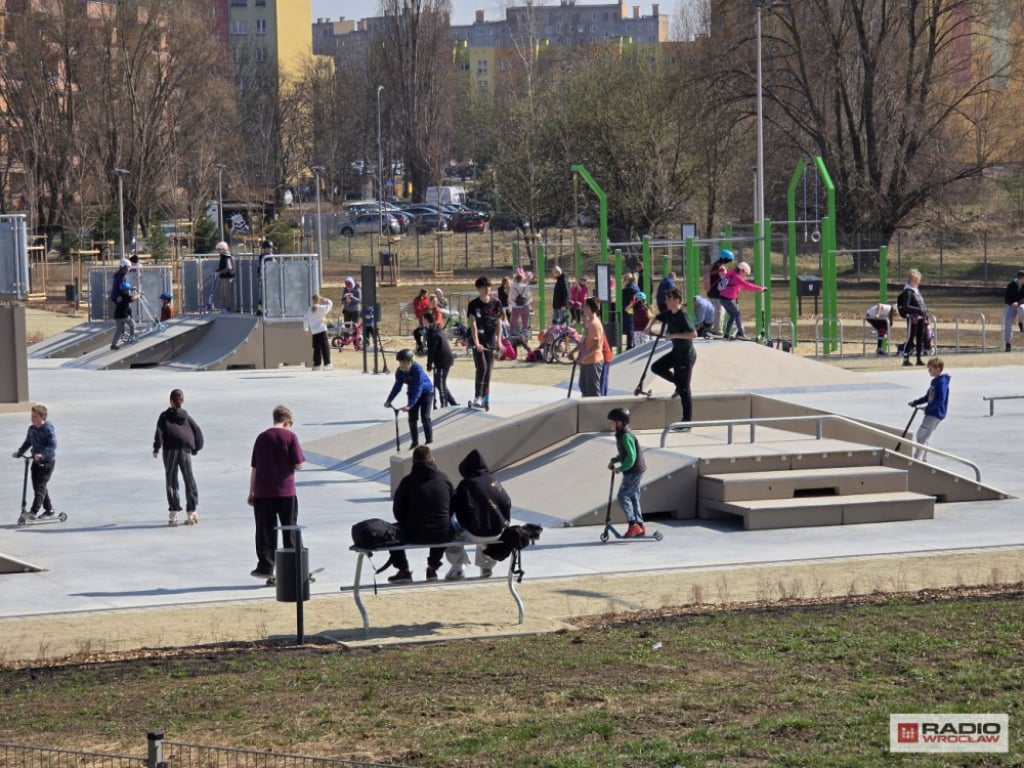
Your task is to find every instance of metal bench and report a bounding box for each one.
[346,539,525,632]
[982,395,1024,417]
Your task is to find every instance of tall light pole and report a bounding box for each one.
[112,168,130,262]
[213,163,226,244]
[754,0,768,231]
[311,165,325,283]
[376,85,385,239]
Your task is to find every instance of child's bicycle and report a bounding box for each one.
[542,321,581,364]
[329,315,362,352]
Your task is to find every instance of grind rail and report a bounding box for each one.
[659,414,981,482]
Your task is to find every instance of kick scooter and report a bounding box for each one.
[599,470,663,543]
[15,455,67,526]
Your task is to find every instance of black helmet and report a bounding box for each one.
[607,407,630,424]
[396,348,415,363]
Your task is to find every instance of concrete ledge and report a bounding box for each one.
[704,491,935,530]
[699,466,908,503]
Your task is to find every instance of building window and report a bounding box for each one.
[476,60,488,75]
[229,0,246,6]
[255,0,266,4]
[255,47,266,61]
[230,20,248,35]
[478,79,488,90]
[255,19,267,34]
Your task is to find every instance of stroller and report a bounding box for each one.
[329,314,362,352]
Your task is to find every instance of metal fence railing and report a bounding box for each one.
[0,733,419,768]
[0,742,146,768]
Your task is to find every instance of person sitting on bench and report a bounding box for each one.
[388,445,454,583]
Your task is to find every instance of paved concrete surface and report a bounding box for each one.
[1,348,1023,660]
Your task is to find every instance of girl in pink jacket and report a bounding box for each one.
[718,262,764,339]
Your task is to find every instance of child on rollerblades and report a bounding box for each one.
[12,404,57,521]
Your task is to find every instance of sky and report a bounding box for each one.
[311,0,678,29]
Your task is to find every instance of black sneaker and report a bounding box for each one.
[425,567,439,581]
[39,510,56,518]
[388,570,413,584]
[1007,343,1012,352]
[916,359,925,366]
[902,358,912,367]
[250,569,273,580]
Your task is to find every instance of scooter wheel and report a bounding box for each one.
[652,531,664,541]
[17,517,26,527]
[331,337,344,349]
[600,532,610,543]
[58,513,68,522]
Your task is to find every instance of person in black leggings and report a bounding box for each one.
[467,276,503,411]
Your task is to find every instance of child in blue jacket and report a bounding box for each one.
[909,357,950,461]
[385,349,435,449]
[12,404,58,519]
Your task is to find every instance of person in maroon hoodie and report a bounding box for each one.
[717,261,765,339]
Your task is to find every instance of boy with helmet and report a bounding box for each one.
[159,291,175,322]
[110,278,137,350]
[607,408,647,538]
[384,349,435,449]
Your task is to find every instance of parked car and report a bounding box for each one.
[339,213,401,236]
[489,211,524,232]
[415,212,451,234]
[451,211,488,233]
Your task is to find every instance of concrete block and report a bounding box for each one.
[263,319,308,367]
[0,306,29,404]
[881,451,1010,503]
[699,465,908,503]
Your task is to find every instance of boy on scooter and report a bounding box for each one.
[607,407,647,538]
[12,404,57,520]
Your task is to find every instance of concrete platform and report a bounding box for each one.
[2,342,1023,650]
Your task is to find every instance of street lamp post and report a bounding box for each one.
[311,165,325,284]
[754,0,768,230]
[213,163,226,243]
[376,85,385,240]
[112,168,130,262]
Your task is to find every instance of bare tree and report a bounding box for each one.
[736,0,1018,239]
[375,0,456,202]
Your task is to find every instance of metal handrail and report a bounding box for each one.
[953,312,987,352]
[812,317,845,358]
[658,413,982,481]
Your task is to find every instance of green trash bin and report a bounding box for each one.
[274,547,309,603]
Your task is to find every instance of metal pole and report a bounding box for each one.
[213,163,226,242]
[754,1,767,232]
[311,165,325,285]
[113,168,130,262]
[377,86,384,237]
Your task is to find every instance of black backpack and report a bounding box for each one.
[483,523,543,582]
[351,518,402,550]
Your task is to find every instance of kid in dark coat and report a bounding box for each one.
[446,449,512,580]
[385,349,435,448]
[424,309,458,407]
[153,389,204,526]
[389,445,454,582]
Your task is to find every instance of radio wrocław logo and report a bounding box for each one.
[890,714,1009,753]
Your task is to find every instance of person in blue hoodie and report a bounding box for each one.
[908,357,950,461]
[11,404,57,519]
[384,348,435,449]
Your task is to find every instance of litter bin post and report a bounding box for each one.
[796,275,822,316]
[275,524,308,644]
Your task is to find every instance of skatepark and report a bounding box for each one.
[2,333,1024,663]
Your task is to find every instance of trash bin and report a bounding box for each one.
[603,321,620,347]
[64,284,77,302]
[274,547,309,603]
[796,275,822,315]
[379,250,392,268]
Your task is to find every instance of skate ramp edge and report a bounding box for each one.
[63,317,214,370]
[0,553,43,574]
[162,314,263,371]
[28,321,115,359]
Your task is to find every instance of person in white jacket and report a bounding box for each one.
[303,294,333,370]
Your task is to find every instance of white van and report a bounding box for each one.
[425,186,467,206]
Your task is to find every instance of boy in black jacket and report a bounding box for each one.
[153,389,205,526]
[446,449,512,580]
[389,445,454,582]
[424,309,458,407]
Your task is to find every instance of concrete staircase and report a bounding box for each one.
[698,462,934,530]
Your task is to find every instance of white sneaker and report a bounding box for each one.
[470,397,482,408]
[323,364,334,370]
[312,365,322,371]
[480,568,493,579]
[444,568,465,581]
[186,512,199,526]
[168,511,178,526]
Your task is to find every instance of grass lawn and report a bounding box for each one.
[1,587,1021,767]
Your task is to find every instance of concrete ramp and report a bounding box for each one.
[0,552,43,574]
[303,408,499,481]
[63,317,214,370]
[497,433,698,527]
[29,321,115,359]
[162,314,261,371]
[605,338,881,396]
